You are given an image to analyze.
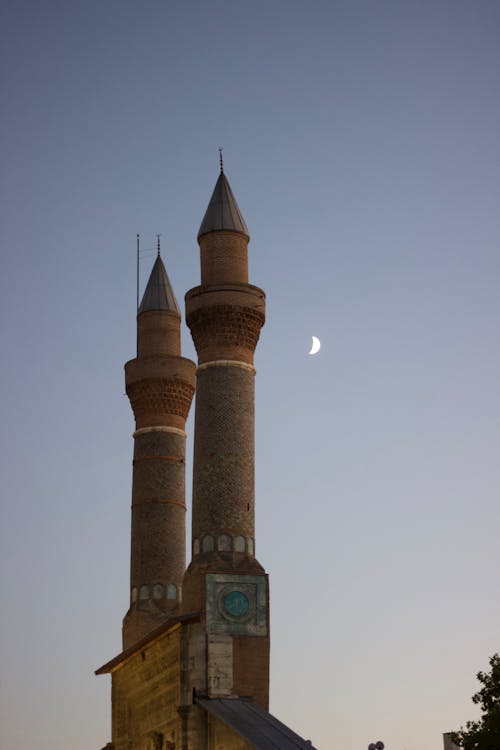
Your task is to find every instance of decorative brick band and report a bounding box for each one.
[133,454,184,464]
[127,379,195,422]
[197,360,256,374]
[133,426,186,438]
[132,498,187,510]
[187,304,265,354]
[192,534,255,556]
[131,582,180,603]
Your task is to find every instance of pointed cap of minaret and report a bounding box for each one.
[198,169,249,241]
[138,254,180,315]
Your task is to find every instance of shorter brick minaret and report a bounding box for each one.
[122,245,196,649]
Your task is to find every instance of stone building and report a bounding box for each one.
[96,166,317,750]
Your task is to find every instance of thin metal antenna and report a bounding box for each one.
[136,233,140,356]
[218,146,224,173]
[156,233,161,257]
[136,234,140,313]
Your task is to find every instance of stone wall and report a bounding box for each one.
[111,626,182,750]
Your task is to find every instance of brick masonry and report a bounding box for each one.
[182,205,271,717]
[130,431,187,590]
[185,285,265,366]
[192,365,255,543]
[199,232,249,286]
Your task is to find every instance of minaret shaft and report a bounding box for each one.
[192,362,255,546]
[130,428,186,587]
[185,277,265,562]
[122,260,195,650]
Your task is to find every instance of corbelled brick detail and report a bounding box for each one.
[126,378,195,429]
[187,305,264,365]
[185,284,265,365]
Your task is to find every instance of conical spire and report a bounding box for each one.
[138,255,180,315]
[198,171,249,240]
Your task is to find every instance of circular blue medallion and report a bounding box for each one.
[223,590,249,618]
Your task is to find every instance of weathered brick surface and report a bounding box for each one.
[192,366,255,542]
[233,634,270,709]
[199,232,249,286]
[124,431,187,649]
[137,310,181,358]
[130,504,185,582]
[132,431,185,504]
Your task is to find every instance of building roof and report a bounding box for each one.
[138,254,180,315]
[95,612,200,675]
[196,696,318,750]
[198,171,249,240]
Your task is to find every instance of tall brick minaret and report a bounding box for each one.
[182,163,270,710]
[122,244,196,649]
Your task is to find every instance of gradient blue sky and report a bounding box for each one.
[1,2,499,749]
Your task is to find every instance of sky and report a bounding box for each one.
[0,1,499,749]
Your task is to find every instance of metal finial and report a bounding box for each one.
[156,233,161,256]
[218,147,224,173]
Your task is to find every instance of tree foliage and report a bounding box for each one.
[450,653,500,750]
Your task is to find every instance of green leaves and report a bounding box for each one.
[450,654,500,750]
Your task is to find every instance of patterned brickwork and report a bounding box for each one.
[132,430,185,505]
[130,503,185,585]
[126,378,195,429]
[130,431,186,587]
[192,365,255,543]
[124,429,188,648]
[187,305,264,365]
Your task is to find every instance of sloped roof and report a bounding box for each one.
[95,612,201,675]
[196,696,317,750]
[198,171,249,240]
[138,255,180,315]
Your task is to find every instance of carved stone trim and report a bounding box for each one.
[196,360,256,374]
[133,426,186,438]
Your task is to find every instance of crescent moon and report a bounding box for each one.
[309,336,321,355]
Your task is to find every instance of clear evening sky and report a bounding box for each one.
[1,2,499,749]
